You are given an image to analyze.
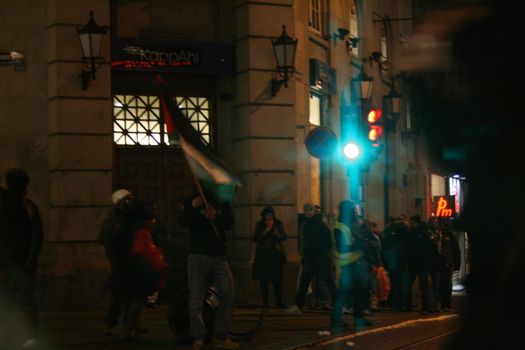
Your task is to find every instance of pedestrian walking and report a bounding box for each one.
[363,220,383,313]
[98,188,135,335]
[120,198,169,341]
[0,168,43,349]
[331,200,372,330]
[381,216,409,312]
[288,203,337,316]
[436,218,461,311]
[252,206,287,309]
[178,189,239,350]
[404,215,438,313]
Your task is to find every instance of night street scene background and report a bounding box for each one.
[1,0,524,349]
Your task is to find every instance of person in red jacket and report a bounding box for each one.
[118,198,169,341]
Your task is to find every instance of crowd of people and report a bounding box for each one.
[255,201,462,331]
[1,167,463,350]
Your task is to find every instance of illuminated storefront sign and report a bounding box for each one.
[111,42,234,74]
[433,195,456,217]
[112,45,200,69]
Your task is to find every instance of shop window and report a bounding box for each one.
[113,94,210,146]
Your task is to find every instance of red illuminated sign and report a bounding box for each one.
[111,41,234,74]
[433,195,456,217]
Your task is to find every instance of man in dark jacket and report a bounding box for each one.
[436,218,461,311]
[381,216,409,311]
[404,215,439,313]
[98,188,135,336]
[178,189,238,350]
[0,168,43,349]
[289,203,337,315]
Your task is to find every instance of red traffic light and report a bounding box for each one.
[367,108,382,124]
[368,125,383,141]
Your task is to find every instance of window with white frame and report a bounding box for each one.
[309,0,324,34]
[113,94,211,146]
[309,93,321,125]
[349,0,359,56]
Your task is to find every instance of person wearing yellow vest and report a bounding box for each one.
[331,200,373,330]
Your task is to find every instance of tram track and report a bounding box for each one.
[288,314,461,350]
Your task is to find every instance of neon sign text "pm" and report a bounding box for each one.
[436,196,453,217]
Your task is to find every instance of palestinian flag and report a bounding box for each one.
[156,76,243,201]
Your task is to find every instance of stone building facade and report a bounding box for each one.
[1,0,437,310]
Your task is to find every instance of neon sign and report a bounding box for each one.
[433,195,456,217]
[111,42,234,74]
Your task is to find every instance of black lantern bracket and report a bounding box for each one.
[0,51,25,71]
[271,25,298,97]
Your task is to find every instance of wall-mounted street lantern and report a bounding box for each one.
[383,85,402,132]
[352,70,374,102]
[0,51,25,71]
[271,25,298,97]
[384,85,401,115]
[77,11,107,90]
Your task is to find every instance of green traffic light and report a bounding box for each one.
[343,142,360,160]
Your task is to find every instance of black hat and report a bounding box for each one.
[260,206,275,217]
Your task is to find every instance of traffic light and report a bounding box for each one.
[340,105,363,162]
[366,108,385,161]
[343,141,361,161]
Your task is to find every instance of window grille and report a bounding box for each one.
[113,94,210,146]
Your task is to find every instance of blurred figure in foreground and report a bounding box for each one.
[402,1,525,347]
[0,169,43,349]
[331,200,372,330]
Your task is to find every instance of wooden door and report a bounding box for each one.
[114,147,196,292]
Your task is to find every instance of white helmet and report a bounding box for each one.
[111,189,132,205]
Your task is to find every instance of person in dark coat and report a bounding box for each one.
[0,168,43,349]
[252,206,287,308]
[288,203,337,315]
[436,218,461,311]
[381,216,409,311]
[98,189,135,335]
[404,215,439,313]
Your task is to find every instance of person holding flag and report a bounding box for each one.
[157,76,241,350]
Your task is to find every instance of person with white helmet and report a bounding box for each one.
[99,189,134,336]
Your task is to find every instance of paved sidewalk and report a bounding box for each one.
[0,295,466,350]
